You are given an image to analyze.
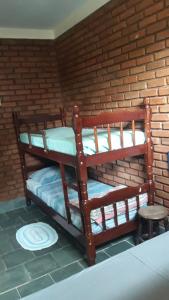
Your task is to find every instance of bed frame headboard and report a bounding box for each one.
[13,107,66,138]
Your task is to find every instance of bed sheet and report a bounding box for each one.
[20,127,145,156]
[26,178,147,234]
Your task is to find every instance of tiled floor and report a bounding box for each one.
[0,205,135,299]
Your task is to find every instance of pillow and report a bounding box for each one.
[29,166,61,185]
[29,165,75,185]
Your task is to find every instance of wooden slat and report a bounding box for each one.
[136,195,140,210]
[27,126,32,148]
[107,124,112,150]
[94,221,137,246]
[60,163,72,224]
[44,121,47,129]
[113,203,118,227]
[67,182,79,192]
[68,203,80,213]
[101,207,106,231]
[125,199,129,222]
[132,120,136,146]
[94,126,99,153]
[120,122,124,148]
[41,130,48,152]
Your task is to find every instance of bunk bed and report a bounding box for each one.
[13,98,154,265]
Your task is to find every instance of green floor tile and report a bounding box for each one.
[25,254,59,279]
[0,289,20,300]
[51,245,82,267]
[96,251,110,263]
[6,208,26,219]
[19,209,44,223]
[51,262,83,282]
[0,238,14,256]
[0,259,6,273]
[0,215,10,228]
[0,214,24,229]
[79,251,109,267]
[105,241,133,257]
[57,233,71,247]
[18,275,53,298]
[125,235,135,245]
[33,242,62,257]
[3,249,34,269]
[0,265,29,293]
[1,226,21,251]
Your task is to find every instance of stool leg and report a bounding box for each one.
[154,221,160,236]
[148,220,153,239]
[164,217,169,232]
[136,217,143,245]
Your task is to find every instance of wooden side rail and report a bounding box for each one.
[12,108,66,141]
[88,183,149,210]
[73,99,149,157]
[82,109,145,128]
[87,184,148,233]
[13,108,66,127]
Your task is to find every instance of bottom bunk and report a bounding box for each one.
[25,166,149,264]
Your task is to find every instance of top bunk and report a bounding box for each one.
[13,98,152,168]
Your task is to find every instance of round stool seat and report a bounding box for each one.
[136,205,169,245]
[138,205,168,220]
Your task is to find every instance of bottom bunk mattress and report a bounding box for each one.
[26,166,147,234]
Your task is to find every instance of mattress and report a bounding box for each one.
[21,232,169,300]
[26,169,147,234]
[20,127,145,156]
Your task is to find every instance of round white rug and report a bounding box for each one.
[16,222,58,251]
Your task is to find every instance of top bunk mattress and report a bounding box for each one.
[20,127,145,156]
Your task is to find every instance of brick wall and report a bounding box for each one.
[1,0,169,206]
[0,40,63,201]
[55,0,169,206]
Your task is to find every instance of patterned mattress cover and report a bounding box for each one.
[20,127,145,156]
[26,166,147,234]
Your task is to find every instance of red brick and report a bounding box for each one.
[139,14,157,28]
[157,8,169,20]
[156,68,169,77]
[129,48,145,59]
[140,88,158,97]
[155,49,169,60]
[156,29,169,40]
[147,20,167,35]
[138,71,155,80]
[136,0,154,12]
[145,2,164,17]
[147,59,165,71]
[130,65,145,75]
[146,41,165,54]
[149,97,167,105]
[147,78,166,88]
[137,55,153,65]
[159,87,169,95]
[152,113,169,121]
[163,123,169,129]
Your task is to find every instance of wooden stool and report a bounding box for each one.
[136,205,169,244]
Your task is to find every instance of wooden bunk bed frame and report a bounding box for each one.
[13,98,154,265]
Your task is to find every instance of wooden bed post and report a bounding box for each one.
[60,107,66,127]
[73,106,96,265]
[144,98,154,205]
[12,112,31,206]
